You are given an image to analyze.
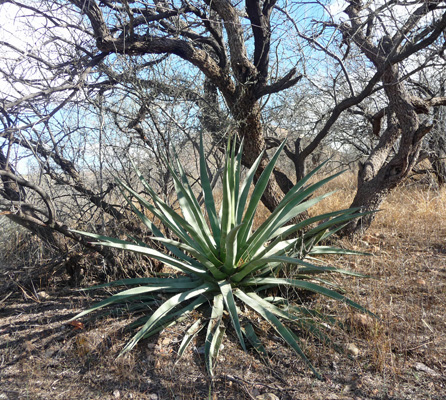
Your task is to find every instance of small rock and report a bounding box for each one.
[342,384,353,393]
[148,394,158,400]
[113,389,121,398]
[256,394,279,400]
[346,343,360,356]
[44,348,56,358]
[350,313,374,330]
[37,291,50,299]
[363,234,380,244]
[414,362,440,376]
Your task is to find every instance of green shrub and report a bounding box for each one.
[70,135,374,378]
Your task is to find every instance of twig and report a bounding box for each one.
[16,283,40,303]
[219,374,281,394]
[0,291,13,304]
[219,374,257,400]
[406,334,445,352]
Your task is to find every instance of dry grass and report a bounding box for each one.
[1,176,446,399]
[312,172,446,375]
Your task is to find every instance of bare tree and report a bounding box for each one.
[1,0,446,273]
[336,0,446,234]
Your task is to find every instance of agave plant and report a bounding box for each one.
[70,135,374,378]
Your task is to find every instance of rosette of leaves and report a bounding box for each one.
[70,135,374,378]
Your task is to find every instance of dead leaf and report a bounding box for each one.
[68,320,85,330]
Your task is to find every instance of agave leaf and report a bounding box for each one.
[219,137,237,257]
[84,276,201,290]
[118,187,163,238]
[239,168,348,260]
[85,240,209,278]
[121,283,212,355]
[246,291,344,359]
[218,280,246,351]
[306,212,376,247]
[129,295,208,330]
[73,227,201,271]
[166,155,217,253]
[127,169,221,265]
[93,298,158,320]
[126,235,150,248]
[293,265,369,277]
[119,191,201,268]
[267,208,359,243]
[236,149,265,225]
[70,229,131,245]
[199,134,221,244]
[208,324,225,376]
[117,176,197,249]
[234,137,243,213]
[171,144,202,211]
[239,191,336,263]
[279,160,331,207]
[141,312,191,340]
[177,319,205,359]
[70,284,196,321]
[244,291,300,322]
[255,167,344,239]
[241,323,269,362]
[233,255,319,282]
[238,140,287,246]
[238,172,350,263]
[205,293,225,376]
[241,169,354,257]
[309,246,372,257]
[148,236,227,280]
[310,276,347,292]
[300,227,330,257]
[234,288,321,379]
[244,277,377,318]
[222,223,244,274]
[251,238,299,261]
[305,210,376,239]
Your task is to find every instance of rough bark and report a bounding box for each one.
[339,1,446,237]
[344,63,434,235]
[229,92,295,212]
[428,133,446,186]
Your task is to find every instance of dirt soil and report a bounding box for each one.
[1,226,445,399]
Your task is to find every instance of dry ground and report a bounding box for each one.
[1,176,445,399]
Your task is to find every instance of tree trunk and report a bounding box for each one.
[430,151,446,186]
[230,94,294,212]
[342,65,432,237]
[345,164,398,236]
[427,103,446,187]
[428,133,446,186]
